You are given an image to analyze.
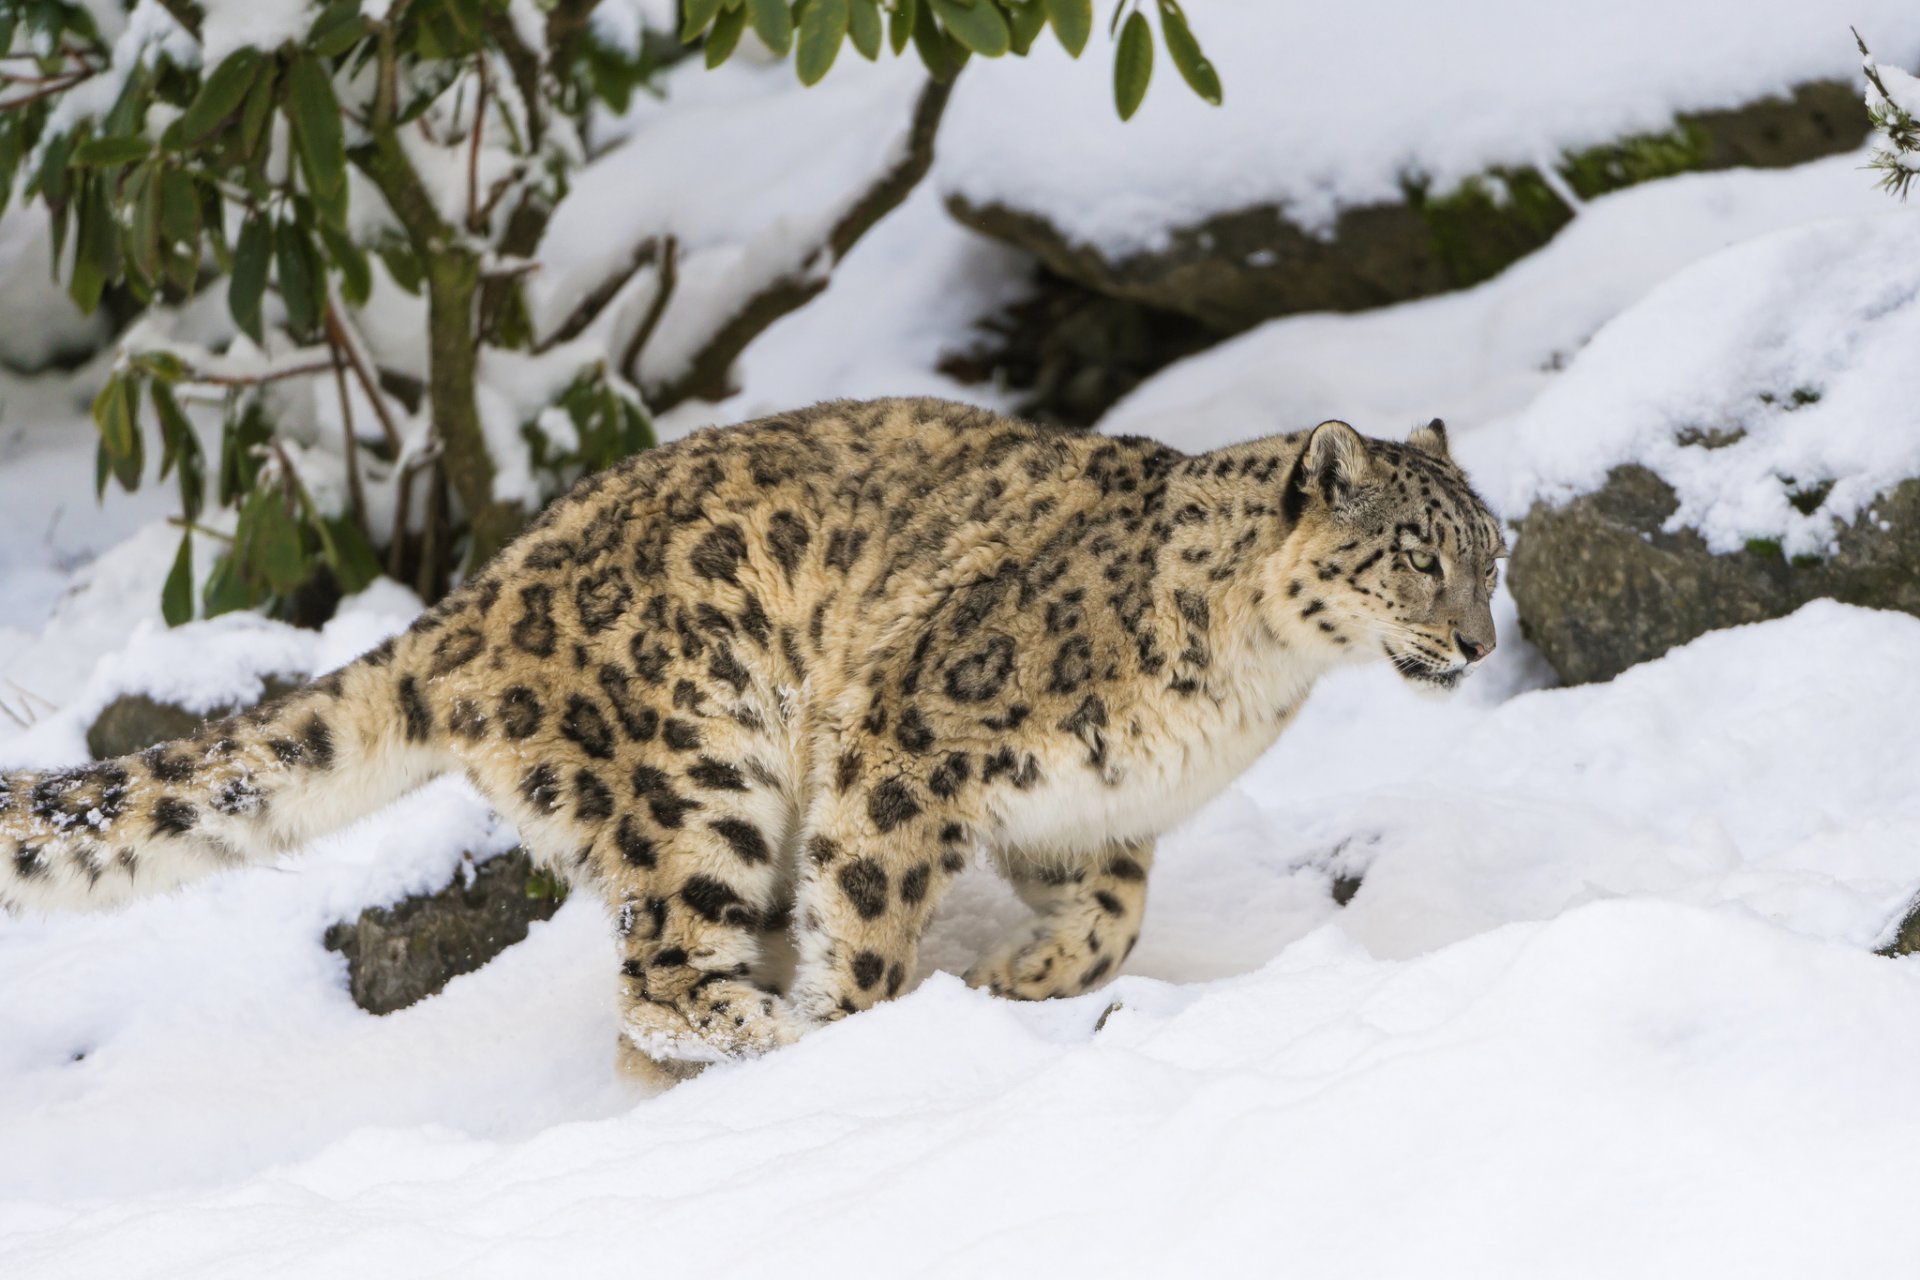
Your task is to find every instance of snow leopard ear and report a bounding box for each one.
[1305,420,1373,507]
[1408,417,1450,460]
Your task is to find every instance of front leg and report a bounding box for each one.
[966,839,1153,1000]
[787,783,972,1023]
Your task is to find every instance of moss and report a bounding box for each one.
[1405,166,1573,290]
[1745,537,1785,562]
[1559,125,1710,200]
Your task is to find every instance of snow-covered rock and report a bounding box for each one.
[1505,212,1920,683]
[940,0,1916,333]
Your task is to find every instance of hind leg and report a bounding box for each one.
[965,838,1152,999]
[603,780,807,1067]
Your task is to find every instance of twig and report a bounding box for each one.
[0,71,95,110]
[620,236,678,384]
[646,75,955,411]
[182,359,335,387]
[537,237,663,352]
[324,302,406,456]
[466,56,489,234]
[417,461,447,600]
[166,515,236,542]
[326,318,371,531]
[4,679,57,713]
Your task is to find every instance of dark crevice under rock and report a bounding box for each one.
[324,849,567,1015]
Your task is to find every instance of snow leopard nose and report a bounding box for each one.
[1455,631,1494,663]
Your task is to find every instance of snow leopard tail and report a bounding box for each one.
[0,638,454,914]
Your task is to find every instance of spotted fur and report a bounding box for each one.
[0,398,1502,1074]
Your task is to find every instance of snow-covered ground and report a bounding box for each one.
[7,4,1920,1275]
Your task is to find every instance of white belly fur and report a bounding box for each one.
[989,655,1321,859]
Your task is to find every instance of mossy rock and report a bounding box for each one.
[948,81,1864,336]
[324,849,567,1015]
[1508,465,1920,686]
[86,675,305,759]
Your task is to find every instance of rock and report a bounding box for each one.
[1508,465,1920,686]
[323,849,567,1015]
[938,266,1214,427]
[949,82,1865,337]
[86,676,305,759]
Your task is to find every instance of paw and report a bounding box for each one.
[622,981,806,1067]
[965,928,1107,1001]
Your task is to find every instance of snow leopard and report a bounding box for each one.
[0,397,1503,1079]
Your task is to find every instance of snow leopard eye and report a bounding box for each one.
[1404,550,1439,575]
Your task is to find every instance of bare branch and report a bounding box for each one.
[466,57,490,234]
[537,236,664,352]
[324,302,407,457]
[645,75,954,412]
[326,321,371,532]
[619,236,678,382]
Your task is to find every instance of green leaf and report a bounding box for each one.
[1045,0,1092,56]
[69,175,117,314]
[1156,0,1219,105]
[151,379,194,477]
[889,0,917,53]
[153,377,207,522]
[72,134,153,168]
[796,0,849,84]
[172,48,263,146]
[1008,0,1047,54]
[681,0,724,40]
[848,0,882,58]
[706,4,747,66]
[931,0,1010,56]
[1113,9,1152,120]
[286,56,348,227]
[911,6,968,80]
[130,163,163,281]
[91,374,143,491]
[275,219,320,335]
[162,531,195,627]
[35,129,77,205]
[248,488,308,596]
[746,0,793,55]
[307,0,367,57]
[160,168,199,244]
[229,215,271,343]
[317,515,383,594]
[320,221,371,308]
[239,60,278,161]
[202,551,255,618]
[376,242,422,295]
[219,400,274,506]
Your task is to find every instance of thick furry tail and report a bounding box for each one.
[1,647,452,914]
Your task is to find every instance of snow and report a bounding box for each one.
[1099,148,1895,463]
[6,602,1920,1275]
[529,52,931,393]
[195,0,314,67]
[6,5,1920,1272]
[939,0,1920,249]
[1498,212,1920,555]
